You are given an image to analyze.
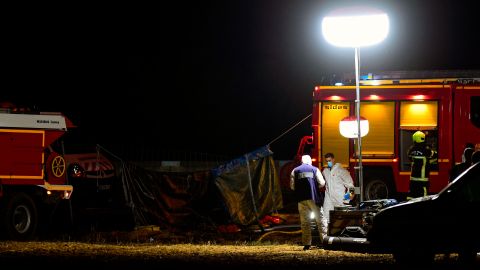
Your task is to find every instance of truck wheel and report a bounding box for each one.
[364,178,390,200]
[1,193,38,240]
[279,161,297,189]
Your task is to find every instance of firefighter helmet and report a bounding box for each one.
[412,131,426,143]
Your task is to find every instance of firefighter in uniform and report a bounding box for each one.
[407,131,437,199]
[290,155,326,250]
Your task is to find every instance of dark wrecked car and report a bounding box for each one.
[367,161,480,265]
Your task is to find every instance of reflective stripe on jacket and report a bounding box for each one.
[290,164,324,203]
[408,143,437,181]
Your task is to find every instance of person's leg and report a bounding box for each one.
[307,201,326,245]
[319,206,328,238]
[298,200,312,249]
[322,195,333,224]
[407,180,422,199]
[421,181,428,196]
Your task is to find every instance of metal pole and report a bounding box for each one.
[354,47,364,202]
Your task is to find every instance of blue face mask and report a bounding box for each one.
[327,161,333,168]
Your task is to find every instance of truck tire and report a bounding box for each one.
[279,161,297,189]
[0,192,38,240]
[363,167,395,200]
[364,178,390,200]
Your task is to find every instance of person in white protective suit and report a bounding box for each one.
[321,152,354,226]
[290,155,327,250]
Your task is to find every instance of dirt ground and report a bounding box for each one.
[0,240,394,269]
[0,226,474,270]
[0,210,475,269]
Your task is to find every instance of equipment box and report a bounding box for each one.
[328,210,374,236]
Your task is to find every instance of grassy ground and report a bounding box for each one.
[0,240,395,269]
[2,221,475,270]
[3,208,472,269]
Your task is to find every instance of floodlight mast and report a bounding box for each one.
[322,7,389,202]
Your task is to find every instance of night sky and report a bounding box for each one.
[3,0,479,161]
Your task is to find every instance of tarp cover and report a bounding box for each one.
[100,145,283,229]
[212,146,283,226]
[118,161,213,229]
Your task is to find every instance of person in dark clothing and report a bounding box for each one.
[290,155,326,251]
[450,147,474,182]
[407,131,437,199]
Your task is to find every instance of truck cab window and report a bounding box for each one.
[399,129,438,172]
[399,101,439,172]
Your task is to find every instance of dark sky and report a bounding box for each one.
[4,0,479,160]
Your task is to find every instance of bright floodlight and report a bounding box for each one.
[339,116,369,138]
[322,7,389,48]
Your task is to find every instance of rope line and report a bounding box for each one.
[267,114,312,146]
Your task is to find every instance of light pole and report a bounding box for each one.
[322,7,389,202]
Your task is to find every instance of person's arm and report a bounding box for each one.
[315,168,325,188]
[341,168,354,189]
[407,145,414,161]
[427,146,438,164]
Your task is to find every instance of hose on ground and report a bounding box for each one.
[257,229,302,242]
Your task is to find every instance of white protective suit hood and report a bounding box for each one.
[301,155,312,165]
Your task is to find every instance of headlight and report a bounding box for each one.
[69,163,85,178]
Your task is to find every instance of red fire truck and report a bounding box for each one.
[297,71,480,201]
[0,106,74,240]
